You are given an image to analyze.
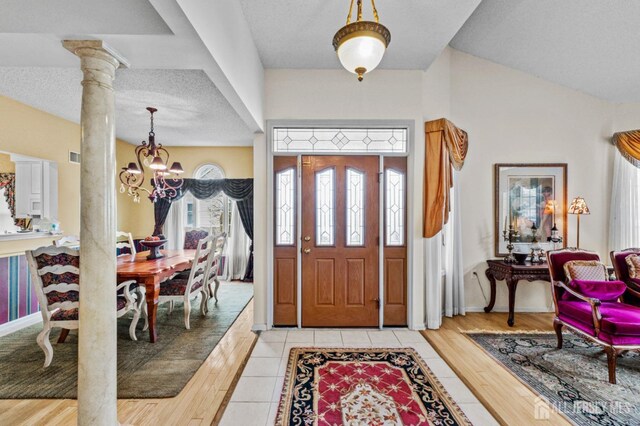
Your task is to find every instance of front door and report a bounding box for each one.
[301,156,379,327]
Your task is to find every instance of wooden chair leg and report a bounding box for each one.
[553,318,563,349]
[57,328,70,344]
[37,326,54,368]
[604,346,618,384]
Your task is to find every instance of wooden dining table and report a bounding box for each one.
[117,249,196,343]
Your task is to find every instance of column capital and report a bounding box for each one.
[62,39,130,69]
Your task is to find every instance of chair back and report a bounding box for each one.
[184,228,210,250]
[610,248,640,283]
[546,248,601,312]
[185,234,214,294]
[116,231,136,256]
[54,235,79,248]
[26,246,80,322]
[205,232,227,285]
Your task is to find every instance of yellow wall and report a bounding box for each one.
[0,95,82,256]
[0,153,15,173]
[116,144,254,238]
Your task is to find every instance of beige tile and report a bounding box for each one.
[341,330,371,345]
[408,341,440,359]
[219,402,271,426]
[368,330,400,345]
[230,377,278,402]
[425,359,458,379]
[314,330,342,344]
[459,402,499,426]
[393,330,426,344]
[266,402,279,426]
[271,376,285,402]
[439,378,479,404]
[285,330,314,343]
[258,330,288,342]
[242,357,281,377]
[251,341,285,358]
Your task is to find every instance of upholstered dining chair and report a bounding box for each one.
[116,231,136,256]
[26,246,143,367]
[183,228,209,250]
[547,247,640,383]
[610,248,640,305]
[159,234,213,329]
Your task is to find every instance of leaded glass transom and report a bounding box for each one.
[315,168,335,246]
[275,168,295,246]
[274,128,407,153]
[346,168,365,246]
[385,169,405,246]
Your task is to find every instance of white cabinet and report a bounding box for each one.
[14,159,58,220]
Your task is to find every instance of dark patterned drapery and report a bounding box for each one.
[0,173,16,224]
[153,178,253,280]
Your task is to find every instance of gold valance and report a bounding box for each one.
[613,130,640,168]
[423,118,468,238]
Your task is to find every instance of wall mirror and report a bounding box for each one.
[494,163,567,256]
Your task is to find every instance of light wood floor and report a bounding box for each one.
[422,312,572,426]
[0,301,257,426]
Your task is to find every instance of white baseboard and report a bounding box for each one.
[0,312,42,337]
[251,323,268,332]
[465,306,554,313]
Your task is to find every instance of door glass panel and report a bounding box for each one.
[385,169,405,246]
[316,168,335,246]
[346,168,365,246]
[275,168,295,246]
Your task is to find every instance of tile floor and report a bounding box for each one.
[220,329,498,425]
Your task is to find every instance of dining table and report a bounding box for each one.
[117,249,196,343]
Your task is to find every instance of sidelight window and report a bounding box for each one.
[275,168,295,246]
[385,169,405,246]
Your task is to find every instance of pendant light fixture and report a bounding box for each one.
[119,107,184,203]
[333,0,391,81]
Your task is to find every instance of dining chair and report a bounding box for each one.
[53,235,79,248]
[159,235,213,329]
[116,231,136,256]
[26,245,143,367]
[205,232,228,304]
[183,228,209,250]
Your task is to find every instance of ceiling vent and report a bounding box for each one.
[69,151,81,164]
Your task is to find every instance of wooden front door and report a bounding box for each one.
[301,156,379,327]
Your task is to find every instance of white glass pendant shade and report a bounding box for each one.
[337,35,386,77]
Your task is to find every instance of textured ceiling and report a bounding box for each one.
[450,0,640,103]
[0,0,172,35]
[0,68,254,146]
[238,0,481,70]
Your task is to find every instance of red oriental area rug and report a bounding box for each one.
[276,348,471,425]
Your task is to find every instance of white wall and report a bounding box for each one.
[449,49,616,312]
[254,47,640,330]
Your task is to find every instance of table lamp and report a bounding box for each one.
[568,196,590,249]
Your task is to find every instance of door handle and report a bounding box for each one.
[303,236,311,242]
[303,248,311,254]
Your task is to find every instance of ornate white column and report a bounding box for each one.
[63,40,129,426]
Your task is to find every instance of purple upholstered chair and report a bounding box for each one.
[610,248,640,305]
[547,248,640,384]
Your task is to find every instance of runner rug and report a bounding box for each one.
[276,347,470,425]
[467,332,640,426]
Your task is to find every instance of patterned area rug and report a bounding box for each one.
[0,283,252,399]
[276,347,470,425]
[468,332,640,426]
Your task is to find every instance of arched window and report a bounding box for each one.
[184,163,230,233]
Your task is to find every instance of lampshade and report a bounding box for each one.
[568,196,590,215]
[333,0,390,82]
[149,156,167,170]
[169,162,184,174]
[126,162,141,174]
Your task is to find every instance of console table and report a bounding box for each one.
[484,260,550,327]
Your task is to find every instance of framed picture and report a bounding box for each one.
[494,163,568,257]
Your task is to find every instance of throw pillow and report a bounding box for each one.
[626,254,640,279]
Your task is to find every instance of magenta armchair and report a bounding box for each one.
[547,248,640,384]
[610,248,640,305]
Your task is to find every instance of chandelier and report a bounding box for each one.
[119,107,184,203]
[333,0,391,81]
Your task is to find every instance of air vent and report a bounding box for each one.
[69,151,81,164]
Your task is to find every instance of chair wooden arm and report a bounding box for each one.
[624,285,640,301]
[555,281,603,335]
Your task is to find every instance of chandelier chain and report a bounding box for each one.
[371,0,379,23]
[346,0,355,24]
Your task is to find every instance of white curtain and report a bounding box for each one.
[224,202,250,280]
[609,150,640,250]
[165,198,185,250]
[425,173,465,329]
